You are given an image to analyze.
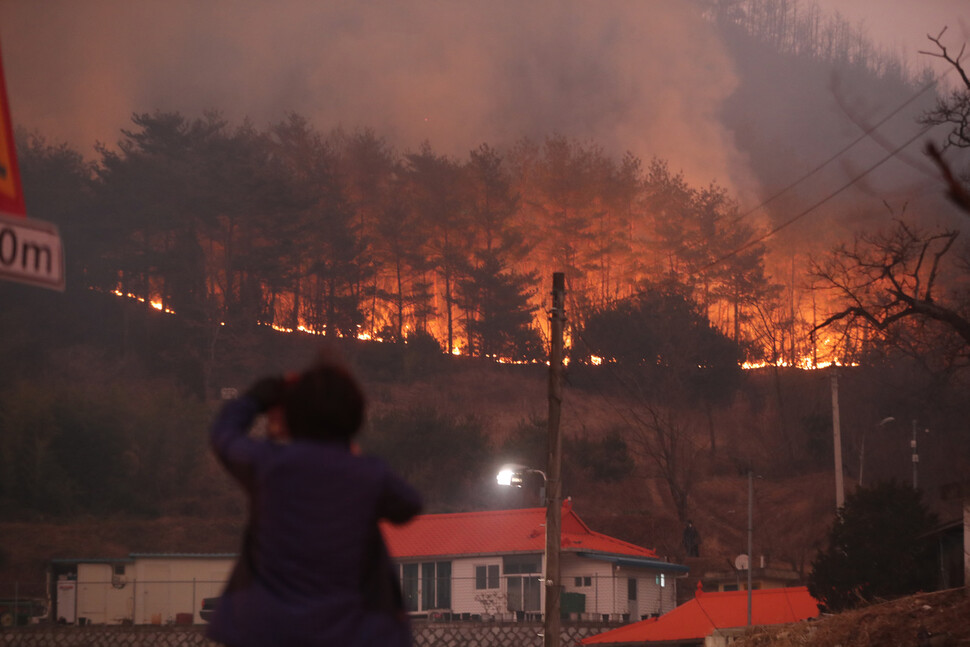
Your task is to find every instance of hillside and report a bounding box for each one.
[1,287,967,611]
[733,588,970,647]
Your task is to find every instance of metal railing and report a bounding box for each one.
[3,572,675,626]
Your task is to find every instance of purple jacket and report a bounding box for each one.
[207,397,422,647]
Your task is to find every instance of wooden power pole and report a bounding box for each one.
[545,272,565,647]
[831,369,844,510]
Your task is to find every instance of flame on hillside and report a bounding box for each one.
[110,289,176,315]
[104,287,856,371]
[741,358,859,370]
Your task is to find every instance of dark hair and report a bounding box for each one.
[282,361,366,442]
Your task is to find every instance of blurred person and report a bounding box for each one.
[207,356,422,647]
[683,520,700,557]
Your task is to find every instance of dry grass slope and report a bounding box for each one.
[733,588,970,647]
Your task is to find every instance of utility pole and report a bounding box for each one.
[747,469,753,626]
[911,419,919,490]
[831,369,845,509]
[545,272,565,647]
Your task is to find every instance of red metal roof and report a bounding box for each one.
[382,505,659,560]
[582,586,819,644]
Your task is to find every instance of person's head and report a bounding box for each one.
[282,359,366,443]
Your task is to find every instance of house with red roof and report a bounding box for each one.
[47,504,687,626]
[581,585,819,646]
[381,504,688,622]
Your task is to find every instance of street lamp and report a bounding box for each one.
[497,464,546,504]
[496,464,557,644]
[911,420,929,491]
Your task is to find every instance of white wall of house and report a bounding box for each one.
[67,552,680,624]
[452,556,506,617]
[72,556,233,625]
[76,564,132,624]
[396,555,527,618]
[394,553,680,621]
[561,556,616,618]
[614,566,677,620]
[560,557,678,621]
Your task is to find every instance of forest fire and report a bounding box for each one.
[106,286,855,371]
[740,358,858,371]
[110,289,175,315]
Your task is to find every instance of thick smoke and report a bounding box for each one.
[1,0,967,231]
[0,1,754,194]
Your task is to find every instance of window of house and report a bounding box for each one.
[628,578,637,601]
[504,555,542,612]
[435,562,451,608]
[401,561,453,612]
[655,573,666,588]
[503,555,541,574]
[476,564,500,590]
[507,575,541,612]
[574,576,592,587]
[112,564,126,576]
[402,563,419,611]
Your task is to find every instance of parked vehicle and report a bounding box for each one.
[200,597,220,622]
[0,598,48,626]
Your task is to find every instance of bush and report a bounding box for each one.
[808,481,938,612]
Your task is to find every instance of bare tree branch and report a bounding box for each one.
[920,28,970,90]
[925,142,970,215]
[812,223,970,349]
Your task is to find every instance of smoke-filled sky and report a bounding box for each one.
[0,0,967,205]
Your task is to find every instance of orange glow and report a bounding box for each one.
[108,288,176,314]
[102,283,856,371]
[741,358,859,371]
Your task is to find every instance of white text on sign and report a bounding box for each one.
[0,212,65,291]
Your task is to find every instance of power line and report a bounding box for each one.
[697,66,958,272]
[734,74,942,221]
[703,120,939,271]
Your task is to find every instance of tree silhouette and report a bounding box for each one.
[920,28,970,216]
[811,220,970,356]
[270,115,365,337]
[809,481,937,612]
[582,281,741,381]
[403,144,467,352]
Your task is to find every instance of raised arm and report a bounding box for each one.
[376,468,423,524]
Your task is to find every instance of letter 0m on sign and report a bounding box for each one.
[0,38,64,290]
[0,213,65,290]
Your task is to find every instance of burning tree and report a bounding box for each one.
[580,282,742,516]
[811,30,970,363]
[811,221,970,361]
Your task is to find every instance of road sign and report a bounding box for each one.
[0,43,25,217]
[0,212,64,290]
[0,38,64,290]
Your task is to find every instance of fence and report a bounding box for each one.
[0,622,613,647]
[0,577,626,646]
[3,568,675,626]
[0,583,46,628]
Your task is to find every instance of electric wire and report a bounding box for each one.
[733,73,942,222]
[701,120,940,271]
[626,67,952,280]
